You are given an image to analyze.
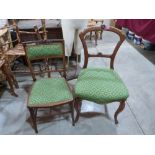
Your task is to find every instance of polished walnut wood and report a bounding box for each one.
[23,39,75,133]
[75,25,127,124]
[80,25,126,69]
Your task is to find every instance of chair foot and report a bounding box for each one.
[28,107,38,133]
[10,74,19,89]
[70,101,75,126]
[114,101,126,124]
[74,98,82,123]
[11,91,18,97]
[14,80,19,89]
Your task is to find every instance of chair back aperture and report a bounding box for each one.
[23,39,66,81]
[79,25,126,69]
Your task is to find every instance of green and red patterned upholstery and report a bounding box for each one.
[75,68,129,103]
[26,43,63,60]
[28,78,73,107]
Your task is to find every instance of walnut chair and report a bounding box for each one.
[74,25,129,124]
[23,39,74,133]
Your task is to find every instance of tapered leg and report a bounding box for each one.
[114,101,126,124]
[104,104,110,119]
[100,30,103,39]
[7,62,19,89]
[95,31,98,45]
[75,98,82,123]
[10,73,19,88]
[90,31,92,40]
[70,101,75,126]
[1,65,18,97]
[28,107,38,133]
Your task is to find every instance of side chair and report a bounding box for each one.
[74,25,129,124]
[23,39,74,133]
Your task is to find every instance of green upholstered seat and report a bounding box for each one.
[75,68,129,103]
[28,78,73,107]
[26,43,63,60]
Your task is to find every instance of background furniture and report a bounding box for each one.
[87,19,104,45]
[0,55,18,96]
[74,25,129,124]
[116,19,155,44]
[4,21,45,74]
[14,19,62,41]
[0,27,19,96]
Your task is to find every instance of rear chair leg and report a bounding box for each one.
[70,101,75,126]
[1,65,18,97]
[28,107,38,133]
[75,98,82,123]
[114,101,126,124]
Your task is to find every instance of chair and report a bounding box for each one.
[23,39,74,133]
[4,21,44,74]
[88,19,104,45]
[74,25,129,124]
[0,55,18,96]
[0,28,19,96]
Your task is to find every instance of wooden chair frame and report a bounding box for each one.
[23,39,74,133]
[75,25,127,124]
[0,55,18,97]
[3,22,46,74]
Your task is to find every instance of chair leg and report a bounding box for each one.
[70,101,75,126]
[75,98,82,123]
[10,73,19,89]
[7,63,19,89]
[104,104,110,119]
[95,30,98,45]
[28,107,38,133]
[100,30,103,39]
[114,101,126,124]
[1,65,18,97]
[90,31,92,40]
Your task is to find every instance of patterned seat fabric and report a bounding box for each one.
[75,68,129,103]
[26,43,63,60]
[28,78,73,107]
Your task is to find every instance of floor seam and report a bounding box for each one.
[126,100,145,135]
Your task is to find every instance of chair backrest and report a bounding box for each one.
[79,25,125,69]
[23,39,66,81]
[12,19,44,43]
[40,19,62,40]
[15,26,43,43]
[0,27,13,52]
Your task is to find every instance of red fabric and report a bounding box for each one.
[116,19,155,44]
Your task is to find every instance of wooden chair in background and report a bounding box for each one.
[0,53,18,97]
[87,19,104,45]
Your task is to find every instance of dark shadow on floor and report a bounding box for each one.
[127,39,155,65]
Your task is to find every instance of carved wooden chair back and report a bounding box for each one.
[79,25,125,69]
[23,39,74,133]
[12,20,43,43]
[23,39,66,81]
[74,25,129,124]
